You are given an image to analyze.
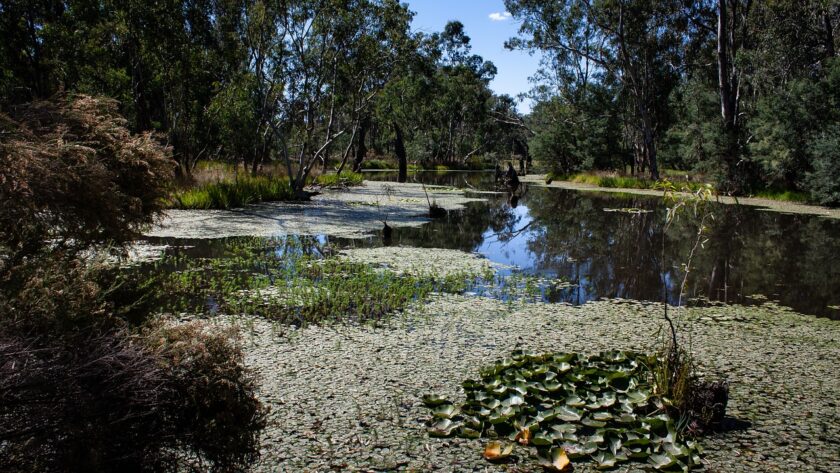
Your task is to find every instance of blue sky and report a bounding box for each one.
[405,0,541,113]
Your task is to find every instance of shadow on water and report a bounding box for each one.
[150,170,840,319]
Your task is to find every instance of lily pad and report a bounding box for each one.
[431,404,460,419]
[423,350,701,471]
[591,450,618,469]
[428,418,458,437]
[422,394,448,406]
[538,447,572,471]
[554,405,583,422]
[648,452,678,470]
[483,440,514,462]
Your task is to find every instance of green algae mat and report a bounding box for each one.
[424,350,701,471]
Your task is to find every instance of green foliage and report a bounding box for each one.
[423,350,702,471]
[3,0,839,202]
[658,78,726,174]
[545,172,709,193]
[361,159,394,169]
[528,88,625,175]
[753,189,811,203]
[170,175,294,209]
[141,238,481,326]
[314,171,364,187]
[0,97,264,472]
[805,126,840,206]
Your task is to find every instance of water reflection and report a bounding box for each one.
[148,171,840,318]
[361,171,840,318]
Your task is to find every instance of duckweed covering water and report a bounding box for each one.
[424,350,701,471]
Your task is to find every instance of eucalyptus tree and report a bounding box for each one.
[372,30,439,180]
[505,0,691,179]
[241,0,410,196]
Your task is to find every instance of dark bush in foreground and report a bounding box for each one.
[0,96,267,472]
[0,320,266,472]
[144,321,268,470]
[0,255,266,472]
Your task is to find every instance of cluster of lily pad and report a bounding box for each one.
[423,350,701,471]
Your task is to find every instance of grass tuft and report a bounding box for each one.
[314,171,364,187]
[170,175,294,209]
[754,189,810,202]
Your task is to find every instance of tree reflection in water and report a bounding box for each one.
[154,172,840,319]
[373,173,840,318]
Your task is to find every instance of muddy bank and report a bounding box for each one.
[146,181,485,239]
[522,175,840,219]
[220,295,839,472]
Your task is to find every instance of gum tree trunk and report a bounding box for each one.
[394,121,407,183]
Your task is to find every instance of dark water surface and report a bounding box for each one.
[150,170,840,318]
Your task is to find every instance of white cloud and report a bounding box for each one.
[488,11,512,22]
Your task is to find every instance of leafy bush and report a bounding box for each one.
[0,96,266,472]
[144,322,268,470]
[805,126,840,206]
[361,158,394,169]
[0,95,174,258]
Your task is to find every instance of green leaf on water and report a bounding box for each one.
[649,453,678,470]
[422,394,448,406]
[581,416,607,428]
[591,450,618,469]
[565,394,586,407]
[428,419,458,437]
[532,432,554,446]
[554,405,583,422]
[431,404,459,419]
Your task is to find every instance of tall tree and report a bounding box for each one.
[506,0,687,179]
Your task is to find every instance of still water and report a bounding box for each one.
[357,171,840,318]
[148,171,840,319]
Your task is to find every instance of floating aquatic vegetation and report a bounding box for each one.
[423,350,701,471]
[602,207,653,215]
[136,237,488,325]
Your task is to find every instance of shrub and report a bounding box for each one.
[805,126,840,206]
[361,159,393,169]
[0,316,266,472]
[145,322,268,470]
[1,324,171,472]
[0,95,174,259]
[0,96,266,471]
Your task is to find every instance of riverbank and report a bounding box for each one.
[220,290,839,472]
[523,175,840,219]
